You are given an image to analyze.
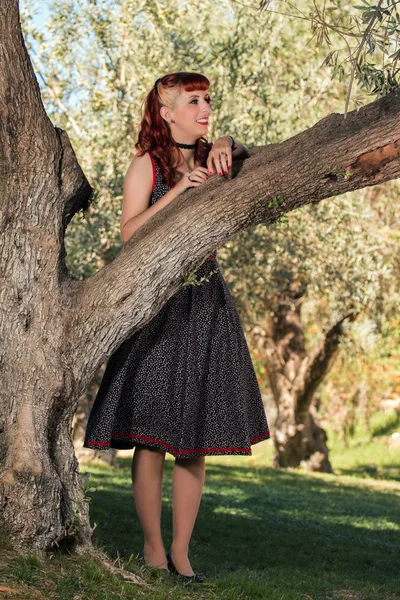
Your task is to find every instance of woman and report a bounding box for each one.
[84,71,271,583]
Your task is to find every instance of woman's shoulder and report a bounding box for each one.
[125,151,157,192]
[133,151,158,174]
[133,150,155,163]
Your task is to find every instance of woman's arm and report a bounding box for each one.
[121,153,182,243]
[221,135,250,159]
[121,186,182,243]
[207,135,250,175]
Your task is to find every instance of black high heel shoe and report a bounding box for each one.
[166,549,205,583]
[137,549,169,573]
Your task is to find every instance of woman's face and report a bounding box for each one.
[163,88,212,139]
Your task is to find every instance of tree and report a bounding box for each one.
[224,187,398,471]
[1,0,400,554]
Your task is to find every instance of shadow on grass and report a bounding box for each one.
[371,415,400,437]
[83,457,400,598]
[336,463,400,482]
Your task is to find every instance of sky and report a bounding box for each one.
[21,0,50,32]
[19,1,84,110]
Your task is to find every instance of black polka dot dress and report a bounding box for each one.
[83,154,271,458]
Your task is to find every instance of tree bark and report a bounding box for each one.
[253,300,358,472]
[73,365,119,466]
[1,0,400,553]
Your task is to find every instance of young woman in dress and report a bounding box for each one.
[84,71,271,583]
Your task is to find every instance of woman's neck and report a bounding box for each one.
[175,147,196,171]
[181,147,195,163]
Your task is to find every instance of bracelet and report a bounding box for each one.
[229,135,238,151]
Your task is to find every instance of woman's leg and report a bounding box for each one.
[170,455,206,576]
[131,443,168,570]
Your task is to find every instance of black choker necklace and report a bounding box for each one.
[176,141,197,149]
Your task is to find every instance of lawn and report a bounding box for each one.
[0,423,399,600]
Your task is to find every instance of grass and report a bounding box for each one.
[0,422,399,600]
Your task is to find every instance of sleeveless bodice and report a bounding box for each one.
[149,154,176,206]
[148,153,217,262]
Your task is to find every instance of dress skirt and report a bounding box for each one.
[83,252,271,458]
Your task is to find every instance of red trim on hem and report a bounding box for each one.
[85,430,270,455]
[149,152,156,192]
[250,432,271,442]
[86,440,111,447]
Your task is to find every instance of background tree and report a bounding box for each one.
[226,186,398,470]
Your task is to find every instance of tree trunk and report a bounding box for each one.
[73,365,119,466]
[1,0,400,553]
[253,300,358,472]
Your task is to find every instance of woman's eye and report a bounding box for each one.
[190,97,212,104]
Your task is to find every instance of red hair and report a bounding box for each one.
[134,72,213,187]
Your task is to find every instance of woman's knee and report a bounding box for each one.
[134,442,166,455]
[174,455,205,467]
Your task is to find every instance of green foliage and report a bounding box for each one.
[317,308,400,443]
[260,0,400,115]
[222,188,397,325]
[180,252,220,288]
[20,0,346,279]
[59,475,96,544]
[182,265,219,288]
[268,194,285,208]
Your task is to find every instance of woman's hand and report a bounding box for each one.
[207,136,232,177]
[174,166,210,193]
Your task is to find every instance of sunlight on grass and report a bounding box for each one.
[70,427,399,599]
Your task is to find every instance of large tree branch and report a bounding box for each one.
[0,1,92,226]
[293,311,359,419]
[263,334,285,404]
[62,89,400,388]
